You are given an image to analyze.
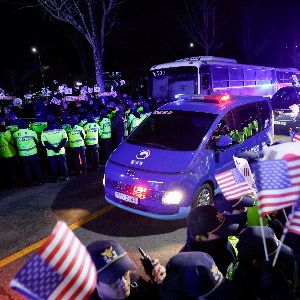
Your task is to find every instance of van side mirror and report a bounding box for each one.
[216,135,232,149]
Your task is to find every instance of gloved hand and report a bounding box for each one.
[44,141,57,152]
[54,146,61,153]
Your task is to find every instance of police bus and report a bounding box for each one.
[150,56,300,102]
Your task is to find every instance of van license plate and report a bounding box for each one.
[115,192,138,204]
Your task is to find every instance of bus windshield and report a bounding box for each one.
[126,110,216,151]
[151,66,197,102]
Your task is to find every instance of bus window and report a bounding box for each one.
[168,67,198,98]
[256,69,267,85]
[152,76,168,100]
[211,66,229,88]
[277,71,291,84]
[229,67,244,87]
[266,69,274,84]
[244,68,256,85]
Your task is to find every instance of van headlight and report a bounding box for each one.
[103,174,105,186]
[162,191,183,205]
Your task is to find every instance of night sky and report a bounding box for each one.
[0,0,300,95]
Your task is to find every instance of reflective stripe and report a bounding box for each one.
[86,137,97,140]
[45,129,64,133]
[70,140,82,143]
[16,136,35,139]
[20,146,36,151]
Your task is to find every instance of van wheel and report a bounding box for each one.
[192,183,213,208]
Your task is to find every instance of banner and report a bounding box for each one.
[63,96,86,101]
[0,95,15,100]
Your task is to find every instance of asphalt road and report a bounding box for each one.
[0,168,186,300]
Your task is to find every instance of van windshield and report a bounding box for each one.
[126,111,217,151]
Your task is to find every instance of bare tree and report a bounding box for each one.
[37,0,123,92]
[183,0,224,55]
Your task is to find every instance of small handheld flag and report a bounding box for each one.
[254,156,300,216]
[215,167,253,201]
[233,156,257,193]
[10,221,97,300]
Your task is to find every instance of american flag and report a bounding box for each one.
[285,203,300,236]
[291,131,300,142]
[10,221,97,300]
[254,155,300,216]
[215,167,254,201]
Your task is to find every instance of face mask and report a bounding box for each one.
[187,232,228,252]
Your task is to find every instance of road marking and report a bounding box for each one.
[0,205,114,268]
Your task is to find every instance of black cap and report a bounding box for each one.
[161,252,224,299]
[47,114,56,124]
[186,205,239,239]
[87,240,136,285]
[18,119,27,128]
[214,194,255,214]
[237,226,293,262]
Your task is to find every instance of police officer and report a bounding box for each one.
[60,112,73,172]
[0,124,17,188]
[41,115,69,182]
[232,226,297,300]
[83,113,100,171]
[160,252,236,300]
[79,112,88,128]
[180,205,239,276]
[13,120,42,185]
[128,106,141,134]
[123,105,131,138]
[88,240,165,300]
[111,106,125,149]
[98,110,112,164]
[29,115,48,140]
[67,115,87,175]
[6,113,19,133]
[61,111,71,132]
[30,114,48,178]
[139,102,151,123]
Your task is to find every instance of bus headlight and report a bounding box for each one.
[162,191,183,205]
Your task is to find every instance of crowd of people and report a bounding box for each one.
[0,91,152,188]
[86,195,300,300]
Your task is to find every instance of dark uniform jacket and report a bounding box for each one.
[89,273,161,300]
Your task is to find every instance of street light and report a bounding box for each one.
[31,47,46,90]
[189,42,194,48]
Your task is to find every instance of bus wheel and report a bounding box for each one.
[192,183,213,208]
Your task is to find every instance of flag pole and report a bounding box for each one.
[272,205,295,267]
[282,209,289,223]
[259,216,269,261]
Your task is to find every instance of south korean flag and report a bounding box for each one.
[233,156,257,195]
